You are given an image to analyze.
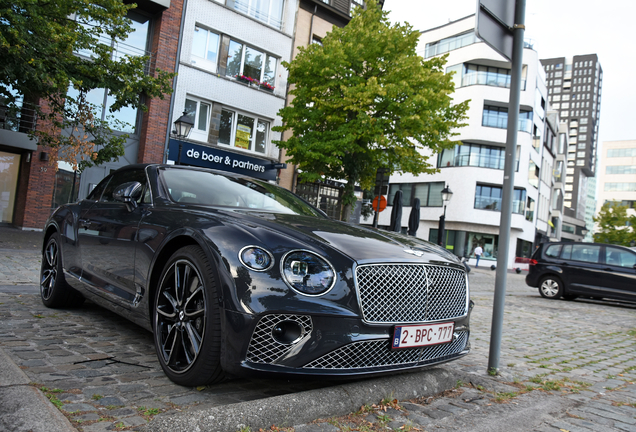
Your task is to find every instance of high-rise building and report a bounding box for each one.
[540,55,603,235]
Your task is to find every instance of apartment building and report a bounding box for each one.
[540,54,603,237]
[596,140,636,220]
[4,0,370,229]
[368,15,556,269]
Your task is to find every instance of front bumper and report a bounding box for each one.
[221,305,472,378]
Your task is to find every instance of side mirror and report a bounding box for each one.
[113,181,143,210]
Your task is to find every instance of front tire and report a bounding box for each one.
[153,246,224,386]
[40,233,84,308]
[538,276,563,300]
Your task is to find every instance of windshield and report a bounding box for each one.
[160,167,325,217]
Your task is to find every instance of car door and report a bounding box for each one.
[78,168,149,306]
[559,243,605,296]
[600,246,636,301]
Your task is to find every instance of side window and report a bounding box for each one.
[544,244,562,258]
[87,175,112,201]
[571,244,600,263]
[606,247,636,268]
[100,169,148,203]
[561,244,572,260]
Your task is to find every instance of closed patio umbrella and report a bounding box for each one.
[389,190,403,232]
[407,198,420,236]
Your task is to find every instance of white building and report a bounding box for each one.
[596,140,636,222]
[167,0,298,181]
[369,15,556,269]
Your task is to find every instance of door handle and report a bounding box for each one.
[79,219,89,229]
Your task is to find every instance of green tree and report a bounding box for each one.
[0,1,174,170]
[273,0,468,220]
[593,201,636,246]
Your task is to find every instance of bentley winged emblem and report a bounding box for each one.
[403,249,424,257]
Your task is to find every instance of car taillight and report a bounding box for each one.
[529,259,537,266]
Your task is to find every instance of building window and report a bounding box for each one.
[474,185,526,214]
[525,196,535,221]
[604,183,636,192]
[608,148,636,157]
[448,63,527,90]
[191,26,220,72]
[387,182,444,207]
[437,142,520,171]
[562,223,575,234]
[528,159,539,188]
[606,165,636,175]
[425,31,479,58]
[67,85,137,133]
[233,0,284,29]
[219,108,269,154]
[482,105,533,133]
[183,97,211,141]
[226,40,277,88]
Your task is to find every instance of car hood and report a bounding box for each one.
[221,210,460,265]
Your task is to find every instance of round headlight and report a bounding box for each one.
[239,246,274,271]
[281,251,335,296]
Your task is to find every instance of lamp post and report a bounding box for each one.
[581,227,588,242]
[173,111,194,165]
[437,185,453,247]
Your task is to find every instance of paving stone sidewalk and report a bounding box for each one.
[290,271,636,432]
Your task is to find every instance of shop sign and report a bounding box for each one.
[168,140,277,181]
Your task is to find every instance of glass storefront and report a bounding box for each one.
[0,151,21,223]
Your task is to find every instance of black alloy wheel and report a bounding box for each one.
[538,276,563,299]
[40,233,84,308]
[154,246,224,386]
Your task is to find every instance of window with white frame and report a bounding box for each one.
[233,0,284,29]
[219,108,269,154]
[191,26,220,72]
[226,40,277,87]
[184,97,211,141]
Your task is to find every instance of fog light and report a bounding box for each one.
[271,320,304,344]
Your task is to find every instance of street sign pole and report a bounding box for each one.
[487,0,526,375]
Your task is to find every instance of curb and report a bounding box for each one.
[140,366,497,432]
[0,348,76,432]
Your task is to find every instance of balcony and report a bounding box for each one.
[0,101,38,133]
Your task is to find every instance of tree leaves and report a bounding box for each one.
[0,0,175,171]
[593,201,636,246]
[273,0,468,220]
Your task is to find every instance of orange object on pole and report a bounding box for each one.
[372,196,387,212]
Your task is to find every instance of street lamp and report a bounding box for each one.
[173,111,194,165]
[437,185,453,247]
[581,227,588,241]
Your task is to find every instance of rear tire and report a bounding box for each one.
[153,245,225,386]
[40,233,84,308]
[538,276,563,300]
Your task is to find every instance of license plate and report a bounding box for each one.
[392,322,455,349]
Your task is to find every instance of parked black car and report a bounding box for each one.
[526,241,636,301]
[40,164,472,386]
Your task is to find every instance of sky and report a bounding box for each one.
[383,0,636,148]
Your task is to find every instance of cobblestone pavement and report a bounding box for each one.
[1,250,635,432]
[294,271,636,432]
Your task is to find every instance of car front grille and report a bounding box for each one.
[355,264,468,324]
[245,314,313,364]
[303,330,468,370]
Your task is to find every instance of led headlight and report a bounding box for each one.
[239,246,274,271]
[281,250,335,296]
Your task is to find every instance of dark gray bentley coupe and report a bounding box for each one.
[40,164,472,386]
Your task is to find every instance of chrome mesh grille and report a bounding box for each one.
[356,264,467,323]
[304,331,468,370]
[246,314,313,364]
